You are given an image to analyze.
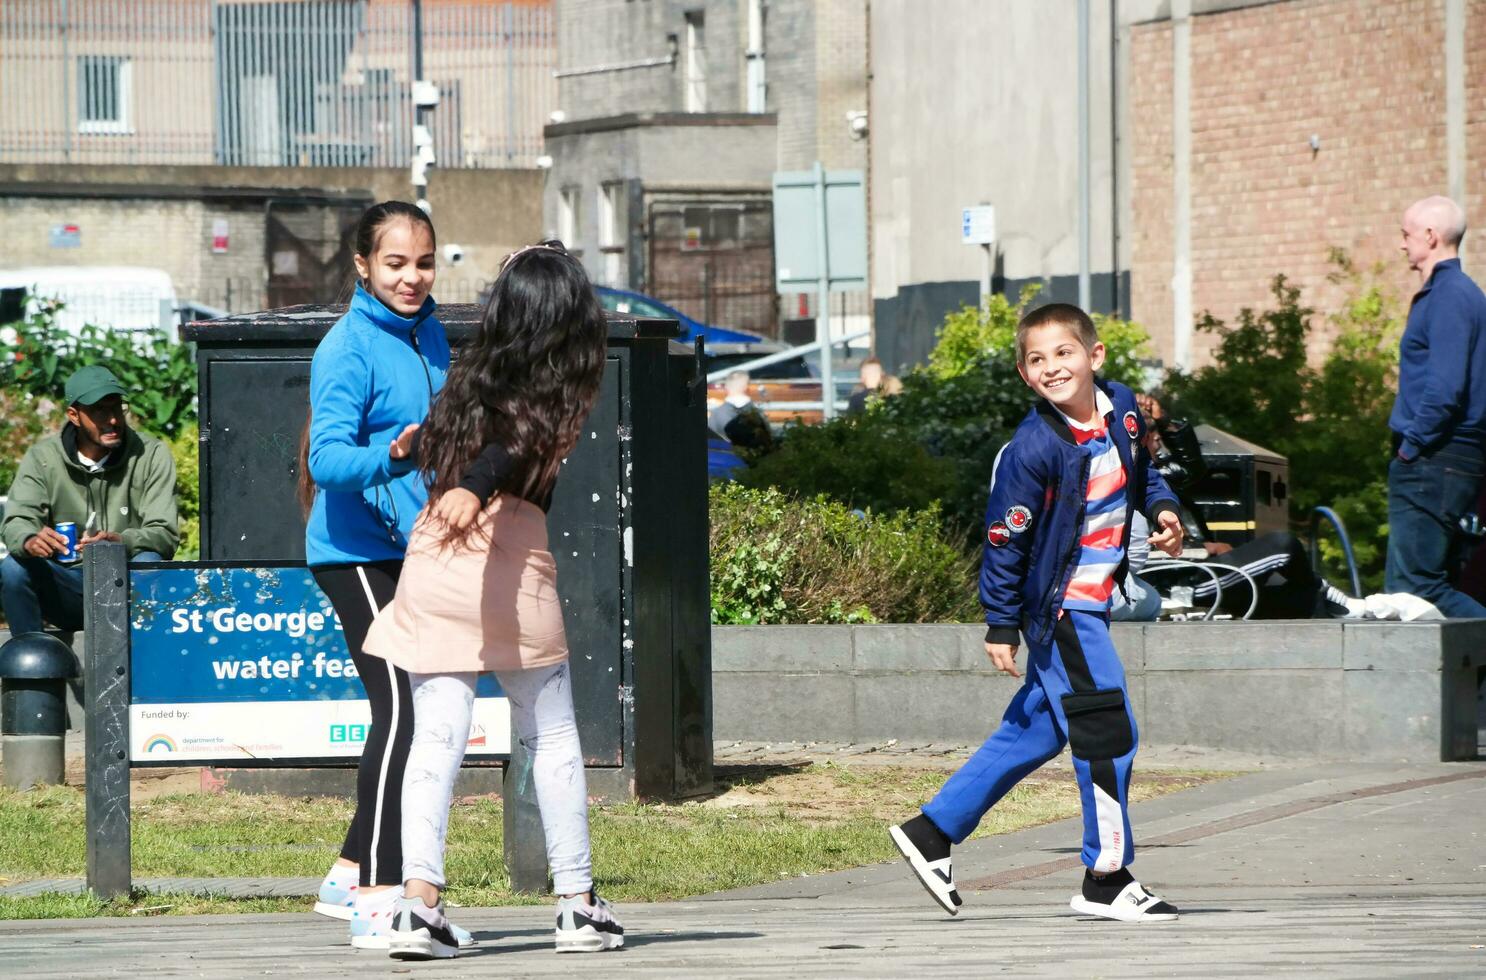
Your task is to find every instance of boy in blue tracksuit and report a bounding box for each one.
[891,303,1185,923]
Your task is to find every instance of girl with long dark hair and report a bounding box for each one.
[301,201,473,951]
[360,242,620,959]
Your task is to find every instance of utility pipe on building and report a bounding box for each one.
[1077,0,1091,312]
[746,0,767,113]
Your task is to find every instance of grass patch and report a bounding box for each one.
[0,763,1229,919]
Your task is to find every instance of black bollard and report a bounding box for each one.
[0,632,79,790]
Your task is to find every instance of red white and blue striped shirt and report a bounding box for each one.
[1061,391,1128,612]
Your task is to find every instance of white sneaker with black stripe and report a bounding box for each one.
[1069,868,1179,922]
[554,892,624,952]
[889,814,962,915]
[388,896,462,960]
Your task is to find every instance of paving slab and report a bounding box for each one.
[1,762,1482,976]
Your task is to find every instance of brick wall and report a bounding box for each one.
[1129,21,1176,365]
[1467,0,1486,287]
[812,0,868,171]
[0,198,266,313]
[1131,0,1464,367]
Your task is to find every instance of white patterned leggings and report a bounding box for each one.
[401,662,593,896]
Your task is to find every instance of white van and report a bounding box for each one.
[0,266,194,342]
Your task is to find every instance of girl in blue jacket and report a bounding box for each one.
[297,201,470,950]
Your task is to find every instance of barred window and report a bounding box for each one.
[78,55,132,134]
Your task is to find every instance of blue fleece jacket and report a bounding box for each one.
[1389,258,1486,459]
[304,285,450,566]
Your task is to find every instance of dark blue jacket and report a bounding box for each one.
[980,379,1180,646]
[1389,258,1486,459]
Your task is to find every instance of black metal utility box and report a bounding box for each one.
[181,305,712,801]
[1188,424,1290,546]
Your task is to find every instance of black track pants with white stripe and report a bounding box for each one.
[313,561,413,888]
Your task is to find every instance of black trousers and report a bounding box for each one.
[1192,531,1321,619]
[312,561,412,888]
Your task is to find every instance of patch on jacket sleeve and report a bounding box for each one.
[1005,505,1032,534]
[1123,410,1141,439]
[987,522,1011,547]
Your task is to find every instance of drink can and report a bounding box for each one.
[55,522,78,562]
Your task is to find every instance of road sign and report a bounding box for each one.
[961,205,996,246]
[772,168,867,292]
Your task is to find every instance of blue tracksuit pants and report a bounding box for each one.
[922,609,1138,873]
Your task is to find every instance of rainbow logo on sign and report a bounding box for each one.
[143,734,177,754]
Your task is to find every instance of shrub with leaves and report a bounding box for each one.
[1161,253,1403,590]
[709,483,979,624]
[2,300,197,437]
[169,425,201,559]
[736,412,959,520]
[0,390,66,495]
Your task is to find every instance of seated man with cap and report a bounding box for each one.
[1,365,178,636]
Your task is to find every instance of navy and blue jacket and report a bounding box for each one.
[305,284,450,567]
[1389,258,1486,460]
[981,379,1180,647]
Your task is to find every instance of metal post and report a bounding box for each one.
[502,722,550,893]
[980,243,993,309]
[412,0,430,206]
[813,162,835,420]
[84,542,131,900]
[504,2,517,163]
[1077,0,1091,312]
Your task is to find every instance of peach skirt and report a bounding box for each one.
[363,494,568,673]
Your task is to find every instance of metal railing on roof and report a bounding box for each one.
[0,0,556,169]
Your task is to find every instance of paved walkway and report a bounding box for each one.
[3,760,1483,977]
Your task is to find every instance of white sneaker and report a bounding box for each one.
[312,864,358,921]
[349,887,401,949]
[554,892,624,952]
[388,896,461,960]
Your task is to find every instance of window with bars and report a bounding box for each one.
[77,55,132,134]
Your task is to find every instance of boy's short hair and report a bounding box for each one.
[1015,303,1099,363]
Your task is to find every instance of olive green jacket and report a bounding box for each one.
[2,423,179,558]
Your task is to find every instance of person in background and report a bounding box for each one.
[1386,195,1486,617]
[1,365,177,635]
[847,356,902,415]
[708,370,756,434]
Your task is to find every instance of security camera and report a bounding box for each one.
[442,244,466,266]
[846,110,868,141]
[549,109,568,124]
[535,155,554,169]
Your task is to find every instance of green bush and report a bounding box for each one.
[709,483,979,624]
[877,288,1154,538]
[1161,253,1402,590]
[169,425,201,560]
[0,391,66,494]
[2,300,197,437]
[736,412,959,519]
[742,287,1155,545]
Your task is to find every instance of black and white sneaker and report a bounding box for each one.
[554,892,624,952]
[1321,580,1367,619]
[1069,868,1179,922]
[387,896,461,960]
[889,813,962,915]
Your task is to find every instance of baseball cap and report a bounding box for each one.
[64,365,129,407]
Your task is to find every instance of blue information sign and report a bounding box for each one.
[129,566,508,763]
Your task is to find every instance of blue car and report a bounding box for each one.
[596,287,762,346]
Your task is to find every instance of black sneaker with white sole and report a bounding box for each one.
[1068,868,1179,922]
[388,896,461,960]
[554,892,624,952]
[889,813,962,915]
